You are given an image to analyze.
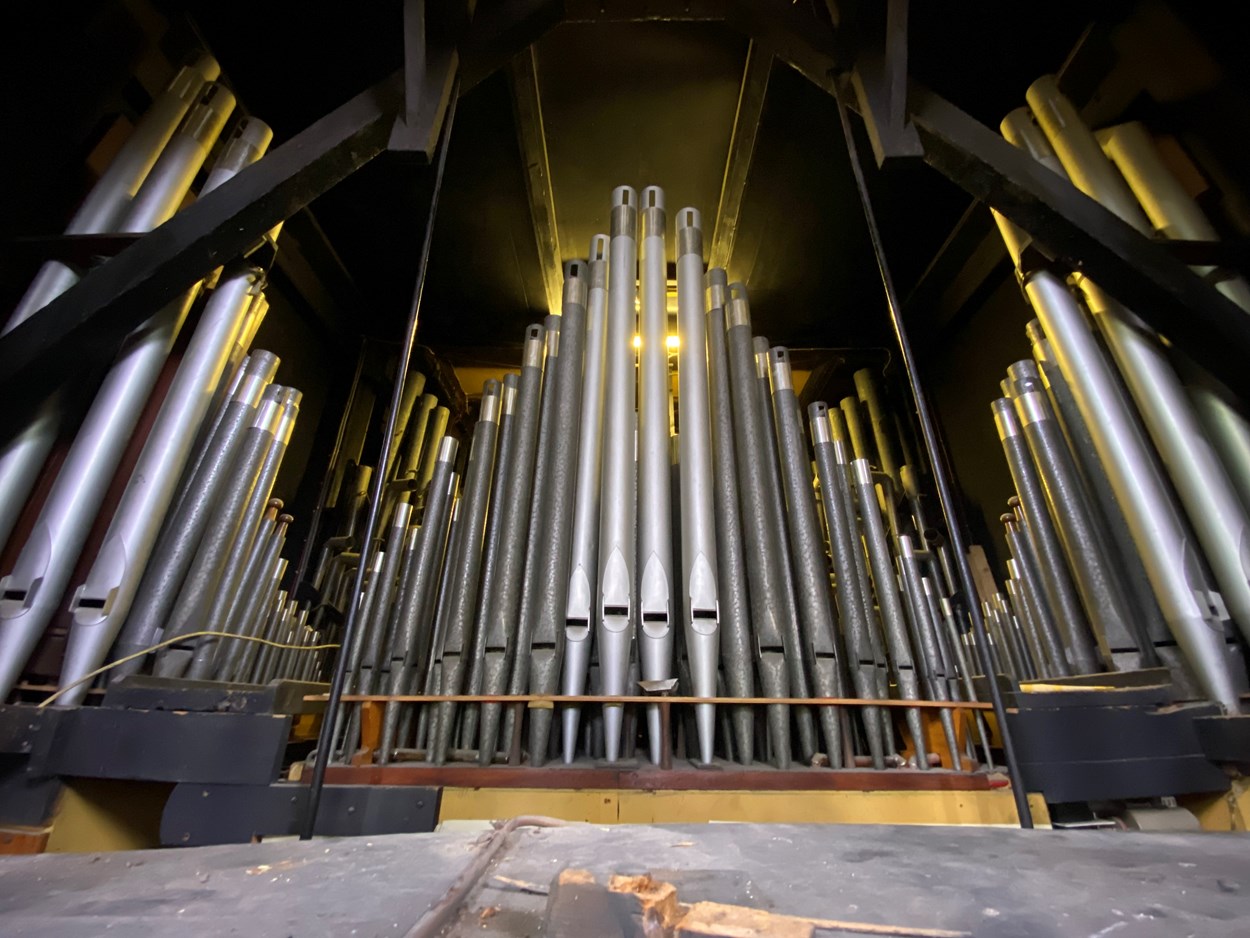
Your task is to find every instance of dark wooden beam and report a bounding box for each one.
[907,81,1250,401]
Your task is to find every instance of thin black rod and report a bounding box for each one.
[301,81,459,840]
[833,79,1033,828]
[289,340,368,596]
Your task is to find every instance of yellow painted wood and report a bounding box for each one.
[438,787,620,824]
[437,787,1049,828]
[1183,777,1250,832]
[45,780,171,853]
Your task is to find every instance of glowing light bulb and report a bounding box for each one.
[665,335,680,351]
[632,334,642,350]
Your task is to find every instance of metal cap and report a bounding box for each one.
[640,186,666,242]
[991,397,1021,439]
[706,267,728,311]
[726,282,751,329]
[588,235,609,288]
[203,117,273,194]
[610,186,638,239]
[676,206,703,258]
[753,336,770,379]
[562,259,589,309]
[234,350,280,405]
[768,346,793,391]
[438,436,459,463]
[544,314,561,358]
[522,324,545,368]
[480,379,502,424]
[808,402,832,444]
[503,373,519,414]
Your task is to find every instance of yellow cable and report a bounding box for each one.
[39,630,340,709]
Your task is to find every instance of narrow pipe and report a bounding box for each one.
[637,186,675,765]
[521,262,588,764]
[770,349,843,765]
[596,186,639,763]
[560,237,610,763]
[674,209,720,765]
[705,270,756,763]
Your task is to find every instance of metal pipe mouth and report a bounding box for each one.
[991,397,1021,439]
[768,346,793,391]
[610,187,638,239]
[437,436,459,463]
[544,315,561,357]
[589,234,609,263]
[480,379,502,424]
[502,373,519,414]
[522,325,545,368]
[706,267,729,311]
[676,207,703,257]
[808,402,832,444]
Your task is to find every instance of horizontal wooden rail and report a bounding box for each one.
[306,693,994,711]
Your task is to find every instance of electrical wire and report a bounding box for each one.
[38,630,340,709]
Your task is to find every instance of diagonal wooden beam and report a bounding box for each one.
[709,41,771,274]
[0,59,455,420]
[509,45,563,315]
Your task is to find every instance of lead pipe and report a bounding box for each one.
[1001,515,1066,676]
[1007,360,1149,664]
[770,350,844,765]
[705,270,757,763]
[992,398,1101,672]
[560,237,611,763]
[519,262,588,764]
[476,326,545,764]
[811,402,886,769]
[850,457,929,769]
[1026,322,1173,659]
[997,108,1242,711]
[1024,82,1250,653]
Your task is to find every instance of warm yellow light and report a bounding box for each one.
[665,335,680,350]
[632,334,641,350]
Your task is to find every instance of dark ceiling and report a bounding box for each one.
[170,2,1097,384]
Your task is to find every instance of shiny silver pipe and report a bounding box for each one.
[61,266,266,702]
[561,237,611,763]
[1025,81,1250,651]
[673,210,720,765]
[996,106,1243,711]
[1000,513,1067,676]
[1099,120,1250,514]
[0,98,243,695]
[636,186,675,764]
[596,186,639,762]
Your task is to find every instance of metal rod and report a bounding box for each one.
[301,80,459,840]
[834,80,1032,825]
